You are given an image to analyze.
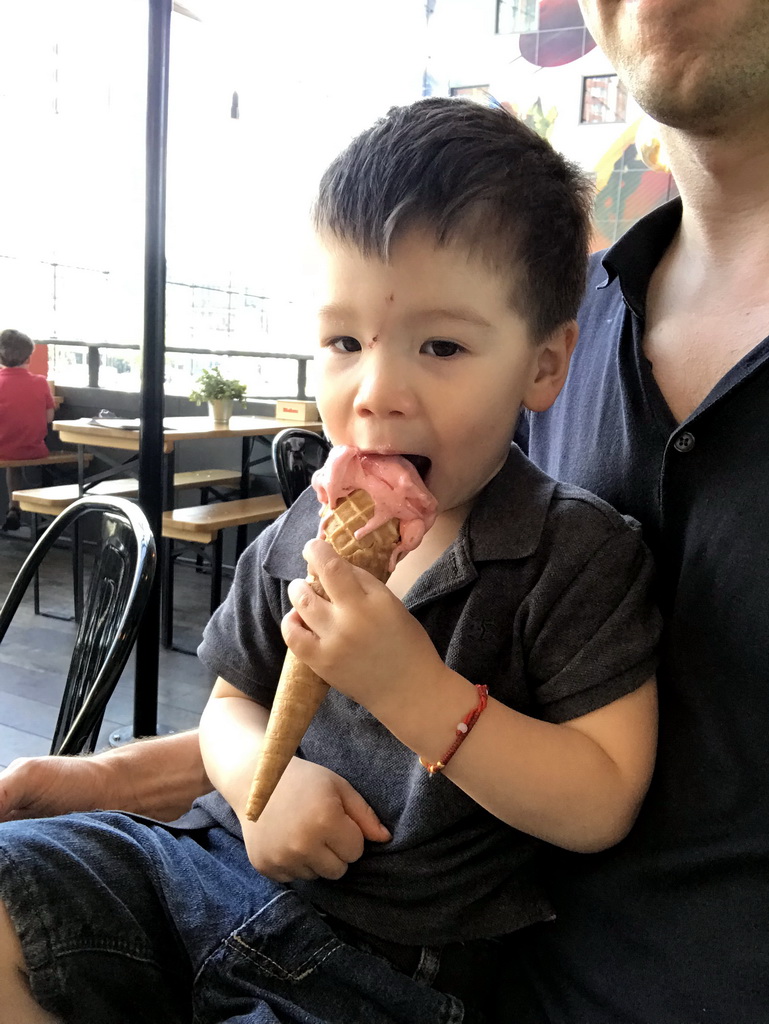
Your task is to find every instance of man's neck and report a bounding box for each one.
[642,121,769,422]
[662,123,769,277]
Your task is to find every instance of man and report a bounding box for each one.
[516,0,769,1021]
[1,0,767,1020]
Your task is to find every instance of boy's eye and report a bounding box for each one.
[327,336,361,353]
[422,339,464,358]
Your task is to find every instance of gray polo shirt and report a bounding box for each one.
[194,446,660,945]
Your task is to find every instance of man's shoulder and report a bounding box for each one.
[578,251,622,321]
[558,251,627,385]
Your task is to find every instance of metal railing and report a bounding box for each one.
[39,339,313,399]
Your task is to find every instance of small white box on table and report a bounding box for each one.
[274,400,319,422]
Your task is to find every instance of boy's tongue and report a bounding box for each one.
[311,445,438,557]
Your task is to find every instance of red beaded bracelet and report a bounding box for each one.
[419,684,489,775]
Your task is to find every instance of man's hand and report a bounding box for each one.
[0,733,211,824]
[0,755,109,821]
[283,538,445,716]
[240,757,390,883]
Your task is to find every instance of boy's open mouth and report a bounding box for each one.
[401,454,432,481]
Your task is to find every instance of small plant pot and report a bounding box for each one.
[208,398,233,425]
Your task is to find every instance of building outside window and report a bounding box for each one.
[450,85,492,104]
[581,74,628,124]
[496,0,538,35]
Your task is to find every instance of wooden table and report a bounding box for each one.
[55,414,323,458]
[52,414,323,739]
[54,413,323,517]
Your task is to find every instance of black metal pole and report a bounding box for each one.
[133,0,172,738]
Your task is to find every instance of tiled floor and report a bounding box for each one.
[0,528,225,769]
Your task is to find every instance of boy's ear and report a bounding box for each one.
[522,321,578,413]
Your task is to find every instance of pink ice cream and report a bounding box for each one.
[312,446,438,569]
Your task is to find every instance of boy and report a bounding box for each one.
[0,99,659,1024]
[0,328,55,531]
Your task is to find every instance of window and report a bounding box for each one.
[496,0,538,35]
[581,74,628,124]
[0,0,432,377]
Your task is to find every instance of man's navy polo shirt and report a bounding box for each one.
[520,199,769,1023]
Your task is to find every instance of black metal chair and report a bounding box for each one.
[272,427,331,507]
[0,496,156,755]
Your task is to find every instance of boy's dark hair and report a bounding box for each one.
[313,97,594,343]
[0,329,34,368]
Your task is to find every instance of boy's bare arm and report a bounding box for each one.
[199,677,390,882]
[286,539,658,854]
[0,730,211,823]
[405,676,657,853]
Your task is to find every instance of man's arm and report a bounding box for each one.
[0,730,211,823]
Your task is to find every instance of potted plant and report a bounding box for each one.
[189,366,248,425]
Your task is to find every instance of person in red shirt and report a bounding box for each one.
[0,329,55,531]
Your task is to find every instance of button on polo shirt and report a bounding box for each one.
[672,431,695,452]
[519,197,769,1023]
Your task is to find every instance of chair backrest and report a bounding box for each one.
[272,427,332,507]
[0,496,156,755]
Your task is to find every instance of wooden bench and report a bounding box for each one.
[0,452,91,470]
[12,470,246,624]
[161,493,286,544]
[161,493,287,650]
[12,469,243,516]
[12,478,286,649]
[1,452,94,496]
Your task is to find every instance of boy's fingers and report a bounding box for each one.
[285,580,333,636]
[338,781,391,844]
[302,540,369,601]
[316,846,354,880]
[301,538,334,573]
[281,607,316,651]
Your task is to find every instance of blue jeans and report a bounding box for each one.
[0,812,467,1024]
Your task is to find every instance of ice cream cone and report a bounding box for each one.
[245,489,400,821]
[321,488,400,581]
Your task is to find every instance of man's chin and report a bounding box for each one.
[628,58,759,137]
[643,106,747,145]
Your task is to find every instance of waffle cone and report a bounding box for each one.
[320,488,400,582]
[245,489,400,821]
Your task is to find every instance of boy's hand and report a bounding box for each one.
[240,756,390,883]
[283,539,445,714]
